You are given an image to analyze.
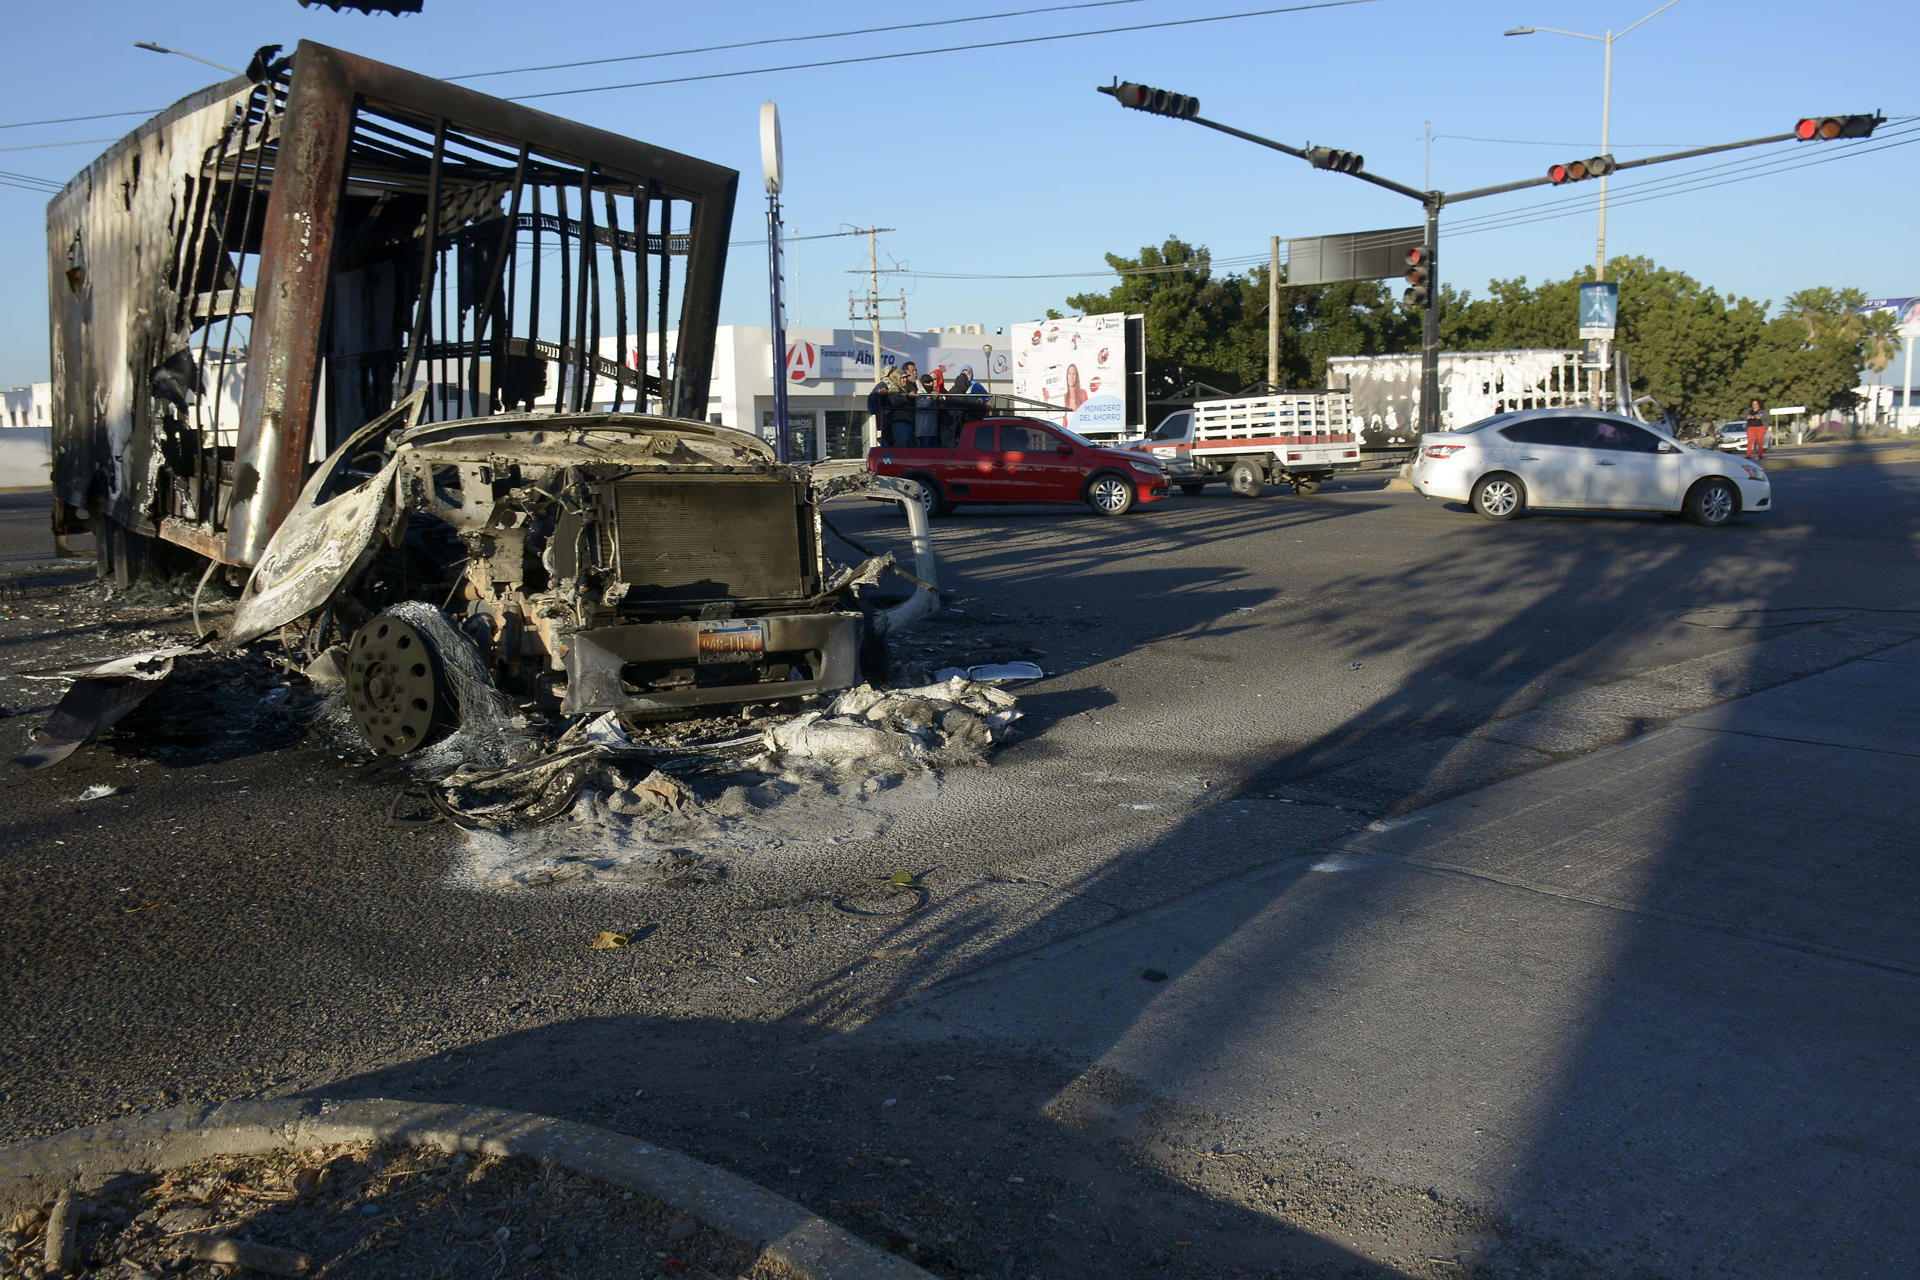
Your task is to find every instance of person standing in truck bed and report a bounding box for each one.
[914,375,939,447]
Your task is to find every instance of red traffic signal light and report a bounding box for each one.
[1106,80,1199,119]
[1403,246,1434,307]
[1796,114,1882,140]
[1548,154,1615,184]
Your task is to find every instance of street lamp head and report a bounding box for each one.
[133,41,171,54]
[1503,26,1536,36]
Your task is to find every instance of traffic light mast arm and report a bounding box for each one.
[1185,113,1432,202]
[1444,129,1799,205]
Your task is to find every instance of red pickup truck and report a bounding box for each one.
[866,416,1168,517]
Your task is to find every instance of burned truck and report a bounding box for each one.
[45,41,932,753]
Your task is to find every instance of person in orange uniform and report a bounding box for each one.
[1745,399,1768,460]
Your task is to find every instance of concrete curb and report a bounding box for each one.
[1757,445,1920,471]
[0,1097,934,1280]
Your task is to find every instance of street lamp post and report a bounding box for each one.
[1504,0,1679,282]
[132,41,243,75]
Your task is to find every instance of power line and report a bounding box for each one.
[449,0,1158,81]
[1432,133,1710,149]
[0,168,63,192]
[0,137,118,153]
[854,250,1275,282]
[1444,117,1920,235]
[0,108,163,131]
[868,130,1913,284]
[1447,127,1920,239]
[509,0,1378,102]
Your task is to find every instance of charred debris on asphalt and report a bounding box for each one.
[18,40,1037,863]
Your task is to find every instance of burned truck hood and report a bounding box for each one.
[227,411,786,647]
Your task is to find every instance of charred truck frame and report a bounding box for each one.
[46,42,935,752]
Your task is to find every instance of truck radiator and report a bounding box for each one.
[610,477,815,604]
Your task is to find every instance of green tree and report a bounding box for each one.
[1747,287,1872,414]
[1861,309,1902,379]
[1064,237,1248,398]
[1064,237,1416,397]
[1068,239,1873,422]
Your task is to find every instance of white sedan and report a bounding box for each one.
[1411,408,1770,526]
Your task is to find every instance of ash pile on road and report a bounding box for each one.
[12,569,1031,892]
[441,677,1024,892]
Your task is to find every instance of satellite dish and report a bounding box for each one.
[760,102,783,196]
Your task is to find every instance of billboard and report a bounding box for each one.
[1579,282,1619,339]
[782,332,1000,387]
[1286,227,1424,287]
[1006,313,1137,436]
[1860,297,1920,337]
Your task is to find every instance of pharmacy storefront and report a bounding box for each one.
[701,324,1008,460]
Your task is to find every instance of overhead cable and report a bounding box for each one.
[0,108,163,131]
[449,0,1157,81]
[508,0,1379,102]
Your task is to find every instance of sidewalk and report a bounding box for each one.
[879,641,1920,1276]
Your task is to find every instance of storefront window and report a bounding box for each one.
[761,410,819,461]
[824,411,862,459]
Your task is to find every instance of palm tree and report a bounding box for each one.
[1862,308,1903,377]
[1784,286,1869,347]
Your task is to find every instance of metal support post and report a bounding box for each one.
[1268,235,1281,389]
[1419,198,1441,437]
[767,192,790,462]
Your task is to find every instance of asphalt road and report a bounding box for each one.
[4,460,1918,1277]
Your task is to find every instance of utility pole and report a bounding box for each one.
[848,226,906,378]
[1268,235,1281,390]
[846,225,902,448]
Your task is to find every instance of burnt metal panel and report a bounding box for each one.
[47,39,739,570]
[45,75,256,534]
[226,45,356,565]
[611,477,812,604]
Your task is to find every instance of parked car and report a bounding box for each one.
[1411,408,1770,526]
[867,416,1168,517]
[1718,421,1776,453]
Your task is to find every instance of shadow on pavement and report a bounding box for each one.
[13,464,1920,1277]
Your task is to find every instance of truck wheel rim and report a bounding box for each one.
[1093,477,1128,511]
[345,616,444,756]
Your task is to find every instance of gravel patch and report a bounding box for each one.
[1,1140,774,1279]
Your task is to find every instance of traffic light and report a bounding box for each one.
[1795,114,1882,140]
[1403,246,1434,308]
[1308,146,1365,174]
[1105,81,1200,119]
[1547,154,1616,184]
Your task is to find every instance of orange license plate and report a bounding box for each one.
[697,621,765,664]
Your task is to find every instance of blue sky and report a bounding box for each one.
[2,0,1914,389]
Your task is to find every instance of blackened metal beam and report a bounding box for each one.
[225,43,355,566]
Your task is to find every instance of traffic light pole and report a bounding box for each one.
[1421,200,1441,438]
[1100,80,1878,438]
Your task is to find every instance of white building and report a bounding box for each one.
[0,382,53,488]
[2,382,51,429]
[573,324,1006,460]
